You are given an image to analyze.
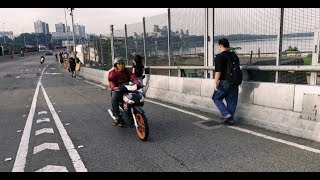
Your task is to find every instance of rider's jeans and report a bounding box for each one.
[212,80,239,121]
[111,90,124,119]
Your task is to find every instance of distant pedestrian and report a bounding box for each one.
[59,52,64,67]
[69,52,76,77]
[212,38,242,125]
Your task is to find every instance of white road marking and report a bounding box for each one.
[5,158,12,162]
[228,126,320,154]
[58,111,62,113]
[65,123,70,126]
[145,99,210,121]
[12,81,41,172]
[77,145,84,149]
[83,79,106,89]
[146,99,320,155]
[12,62,52,172]
[22,115,26,118]
[16,130,22,133]
[33,143,60,154]
[36,165,68,172]
[25,106,29,108]
[36,118,50,123]
[41,85,87,172]
[44,73,62,75]
[35,128,54,136]
[37,111,47,115]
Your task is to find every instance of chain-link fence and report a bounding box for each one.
[81,8,320,85]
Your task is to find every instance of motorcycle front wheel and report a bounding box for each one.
[134,113,149,141]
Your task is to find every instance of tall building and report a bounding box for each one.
[55,22,66,33]
[74,24,86,38]
[0,31,14,40]
[34,20,50,34]
[45,23,49,34]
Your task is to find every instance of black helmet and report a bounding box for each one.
[113,57,125,67]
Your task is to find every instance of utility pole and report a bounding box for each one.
[69,8,76,57]
[2,23,6,44]
[64,8,70,52]
[23,33,26,46]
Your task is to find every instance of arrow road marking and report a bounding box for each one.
[36,165,68,172]
[37,111,47,115]
[33,143,60,154]
[36,118,50,123]
[35,128,54,136]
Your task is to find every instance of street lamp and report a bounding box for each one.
[2,23,6,44]
[67,8,76,57]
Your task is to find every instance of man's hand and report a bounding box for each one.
[213,80,219,91]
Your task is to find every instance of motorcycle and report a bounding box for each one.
[108,75,149,141]
[40,56,45,64]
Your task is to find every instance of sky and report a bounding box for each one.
[0,8,168,35]
[1,8,319,37]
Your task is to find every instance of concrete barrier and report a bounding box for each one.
[78,67,320,142]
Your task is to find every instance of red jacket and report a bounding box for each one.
[108,68,140,90]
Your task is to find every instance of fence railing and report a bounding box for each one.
[144,65,320,85]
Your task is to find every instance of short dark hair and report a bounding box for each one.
[218,38,230,48]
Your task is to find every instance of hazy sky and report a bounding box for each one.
[0,8,167,35]
[1,8,319,37]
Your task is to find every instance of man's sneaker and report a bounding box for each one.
[223,119,236,126]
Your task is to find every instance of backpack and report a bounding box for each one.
[226,51,242,86]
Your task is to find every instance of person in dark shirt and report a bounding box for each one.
[69,52,76,77]
[212,38,240,125]
[108,57,140,126]
[132,54,144,80]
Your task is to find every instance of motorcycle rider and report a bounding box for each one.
[108,57,141,126]
[40,55,45,64]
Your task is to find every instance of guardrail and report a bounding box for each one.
[145,65,320,85]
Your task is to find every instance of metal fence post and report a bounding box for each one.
[124,24,128,65]
[204,8,208,78]
[110,25,115,64]
[167,8,172,76]
[87,39,90,65]
[142,17,147,67]
[100,34,103,64]
[275,8,284,83]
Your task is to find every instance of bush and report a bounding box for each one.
[230,46,241,53]
[303,53,312,65]
[285,46,299,51]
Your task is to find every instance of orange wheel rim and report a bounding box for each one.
[135,114,145,139]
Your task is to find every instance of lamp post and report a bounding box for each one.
[2,23,6,44]
[68,8,76,57]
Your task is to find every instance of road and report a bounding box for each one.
[1,54,320,172]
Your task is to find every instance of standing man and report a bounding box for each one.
[212,38,242,125]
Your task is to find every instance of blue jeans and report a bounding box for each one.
[212,80,239,121]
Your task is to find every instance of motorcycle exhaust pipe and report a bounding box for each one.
[107,109,116,120]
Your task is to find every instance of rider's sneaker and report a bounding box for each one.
[112,118,120,126]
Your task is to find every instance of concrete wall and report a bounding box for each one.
[78,67,320,142]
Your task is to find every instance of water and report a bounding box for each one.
[149,37,314,56]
